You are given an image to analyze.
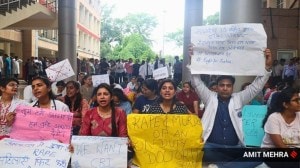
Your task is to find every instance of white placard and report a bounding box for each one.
[153,66,169,80]
[190,23,267,76]
[45,59,75,82]
[71,136,128,168]
[92,74,110,87]
[0,138,71,168]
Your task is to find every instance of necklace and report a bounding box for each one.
[98,108,112,118]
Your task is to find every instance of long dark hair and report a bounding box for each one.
[81,74,91,85]
[262,87,298,127]
[112,88,131,104]
[94,83,118,137]
[157,79,181,113]
[32,76,55,99]
[64,81,83,113]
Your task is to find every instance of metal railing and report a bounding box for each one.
[0,0,57,15]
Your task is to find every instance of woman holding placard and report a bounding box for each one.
[30,76,70,112]
[262,87,300,168]
[0,78,28,140]
[62,81,89,135]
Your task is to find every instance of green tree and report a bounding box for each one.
[203,12,219,25]
[116,34,155,61]
[165,29,183,48]
[123,13,158,44]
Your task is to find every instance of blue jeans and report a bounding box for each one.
[203,142,262,168]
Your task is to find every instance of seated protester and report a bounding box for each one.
[120,76,129,89]
[147,79,189,114]
[0,78,29,140]
[190,47,272,167]
[127,76,139,92]
[261,87,300,168]
[112,88,132,115]
[31,76,70,112]
[80,83,127,137]
[132,79,158,114]
[52,80,66,99]
[61,81,89,135]
[79,83,132,162]
[176,81,199,115]
[80,74,94,102]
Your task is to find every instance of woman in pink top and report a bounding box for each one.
[80,83,127,137]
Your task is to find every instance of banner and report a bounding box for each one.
[127,114,204,168]
[242,105,268,147]
[71,136,128,168]
[92,74,110,87]
[10,106,73,144]
[45,59,75,82]
[0,138,71,168]
[153,67,169,80]
[190,23,267,76]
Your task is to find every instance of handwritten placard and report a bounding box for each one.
[190,23,266,76]
[46,59,75,82]
[0,138,71,168]
[127,114,204,168]
[153,67,169,80]
[71,136,127,168]
[242,105,267,147]
[92,74,110,87]
[10,106,73,144]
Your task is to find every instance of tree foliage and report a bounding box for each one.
[100,3,158,61]
[203,12,219,25]
[165,29,183,47]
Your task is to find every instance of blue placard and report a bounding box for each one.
[242,105,267,147]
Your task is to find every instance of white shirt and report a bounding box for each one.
[30,99,70,112]
[139,63,153,79]
[12,58,23,74]
[23,85,38,103]
[261,112,300,148]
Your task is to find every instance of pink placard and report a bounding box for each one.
[10,106,73,144]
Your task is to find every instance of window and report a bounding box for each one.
[277,0,284,8]
[277,49,297,61]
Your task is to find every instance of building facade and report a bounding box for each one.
[0,0,101,78]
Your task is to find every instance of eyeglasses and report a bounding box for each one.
[7,83,19,88]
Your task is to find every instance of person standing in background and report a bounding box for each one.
[12,56,23,79]
[4,54,11,78]
[173,56,182,87]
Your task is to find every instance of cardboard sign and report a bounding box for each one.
[242,105,268,147]
[46,59,75,82]
[10,106,73,144]
[127,114,204,168]
[153,67,169,80]
[92,74,110,87]
[190,23,267,76]
[0,138,71,168]
[71,136,128,168]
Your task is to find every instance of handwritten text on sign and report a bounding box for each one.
[242,105,268,147]
[127,114,204,168]
[10,106,73,144]
[190,23,266,76]
[0,138,70,168]
[46,59,75,82]
[92,74,110,87]
[71,136,127,168]
[153,67,169,80]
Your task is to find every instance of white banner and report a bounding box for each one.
[0,138,71,168]
[190,23,267,76]
[45,59,75,82]
[71,136,128,168]
[92,74,110,87]
[153,66,169,80]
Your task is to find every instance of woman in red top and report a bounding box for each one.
[176,82,200,115]
[80,83,127,137]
